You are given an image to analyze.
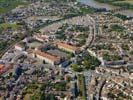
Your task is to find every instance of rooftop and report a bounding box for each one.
[33,50,60,62]
[56,41,80,51]
[15,42,26,48]
[0,64,5,69]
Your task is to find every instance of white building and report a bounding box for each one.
[15,44,25,51]
[33,34,49,42]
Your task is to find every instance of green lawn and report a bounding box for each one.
[80,7,96,14]
[0,23,18,30]
[115,0,133,5]
[77,74,86,100]
[110,24,125,32]
[0,0,28,14]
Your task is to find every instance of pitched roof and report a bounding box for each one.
[0,64,4,69]
[56,41,80,51]
[34,50,60,62]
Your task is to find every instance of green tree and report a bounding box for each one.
[71,64,83,72]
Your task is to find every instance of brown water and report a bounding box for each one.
[78,0,133,17]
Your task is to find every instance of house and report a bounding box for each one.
[33,34,49,42]
[33,50,61,65]
[0,64,5,74]
[15,42,26,51]
[56,41,80,54]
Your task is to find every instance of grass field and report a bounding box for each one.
[115,0,133,5]
[0,0,28,14]
[0,23,18,30]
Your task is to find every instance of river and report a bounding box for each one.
[78,0,133,17]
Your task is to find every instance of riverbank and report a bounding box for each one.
[78,0,133,17]
[94,0,133,10]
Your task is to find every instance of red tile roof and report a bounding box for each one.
[34,50,60,62]
[0,64,5,73]
[56,41,80,52]
[0,64,4,70]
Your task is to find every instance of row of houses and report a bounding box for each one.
[56,41,80,54]
[33,34,50,42]
[14,38,81,65]
[32,41,81,65]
